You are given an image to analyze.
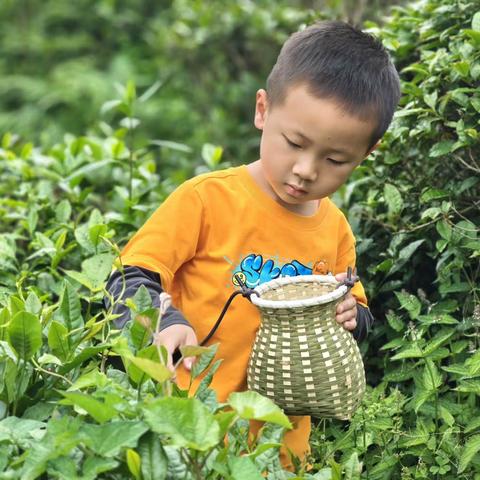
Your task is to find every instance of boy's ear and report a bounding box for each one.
[254,89,268,130]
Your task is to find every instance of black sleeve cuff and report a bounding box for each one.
[104,265,192,331]
[353,304,374,342]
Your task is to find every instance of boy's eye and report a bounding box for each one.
[327,158,344,165]
[283,135,302,149]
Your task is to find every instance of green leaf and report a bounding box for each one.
[423,360,442,391]
[126,449,141,480]
[191,343,219,380]
[228,456,263,479]
[472,12,480,31]
[343,451,362,480]
[458,434,480,473]
[429,141,454,157]
[7,311,42,360]
[180,345,212,357]
[55,200,72,223]
[132,285,153,312]
[228,391,292,429]
[195,359,223,397]
[81,421,148,457]
[390,344,424,360]
[60,392,117,424]
[54,281,83,342]
[128,355,172,384]
[423,330,455,356]
[138,432,168,480]
[395,291,421,319]
[386,312,403,332]
[384,184,403,216]
[436,219,452,240]
[48,321,70,361]
[420,188,450,203]
[59,345,110,374]
[0,308,10,342]
[143,397,221,450]
[82,253,115,289]
[465,417,480,434]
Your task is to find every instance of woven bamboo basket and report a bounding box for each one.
[247,275,366,420]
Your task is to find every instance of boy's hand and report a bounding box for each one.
[335,272,357,332]
[153,324,198,372]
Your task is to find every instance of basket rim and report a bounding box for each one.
[251,274,348,309]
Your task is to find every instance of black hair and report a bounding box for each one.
[266,21,401,150]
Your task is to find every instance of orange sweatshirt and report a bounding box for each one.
[120,165,367,460]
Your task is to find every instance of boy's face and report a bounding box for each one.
[253,83,378,215]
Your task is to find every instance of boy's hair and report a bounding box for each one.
[266,21,401,150]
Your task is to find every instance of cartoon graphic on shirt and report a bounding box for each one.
[230,253,330,288]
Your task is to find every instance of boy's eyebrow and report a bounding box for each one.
[291,130,352,156]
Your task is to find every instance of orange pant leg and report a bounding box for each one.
[250,415,311,471]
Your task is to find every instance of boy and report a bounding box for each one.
[106,20,401,465]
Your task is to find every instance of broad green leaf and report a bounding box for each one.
[128,355,172,384]
[195,359,223,397]
[131,309,158,350]
[143,397,221,450]
[82,253,115,289]
[228,391,292,429]
[132,284,153,312]
[191,343,219,379]
[60,392,117,424]
[126,345,160,385]
[48,321,70,361]
[458,434,480,473]
[54,282,83,342]
[7,311,42,360]
[395,291,421,319]
[228,456,263,479]
[126,449,141,480]
[81,421,148,457]
[214,411,237,437]
[439,405,455,427]
[472,12,480,31]
[386,312,403,332]
[423,330,455,356]
[180,345,212,357]
[59,345,110,374]
[429,140,454,157]
[138,432,168,480]
[413,387,433,413]
[390,344,424,360]
[55,199,72,223]
[423,360,442,391]
[343,451,362,480]
[465,417,480,434]
[384,184,403,216]
[436,219,452,240]
[25,292,42,315]
[455,379,480,394]
[0,308,10,342]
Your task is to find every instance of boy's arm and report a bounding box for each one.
[104,265,192,330]
[353,305,374,342]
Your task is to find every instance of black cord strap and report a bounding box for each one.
[199,274,259,346]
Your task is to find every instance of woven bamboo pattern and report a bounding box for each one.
[248,275,366,420]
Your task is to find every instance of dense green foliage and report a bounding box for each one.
[0,0,479,478]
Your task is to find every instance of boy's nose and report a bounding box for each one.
[292,156,318,182]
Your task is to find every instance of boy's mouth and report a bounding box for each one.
[285,183,308,197]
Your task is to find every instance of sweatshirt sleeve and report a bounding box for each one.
[120,180,204,293]
[104,265,192,330]
[335,221,368,307]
